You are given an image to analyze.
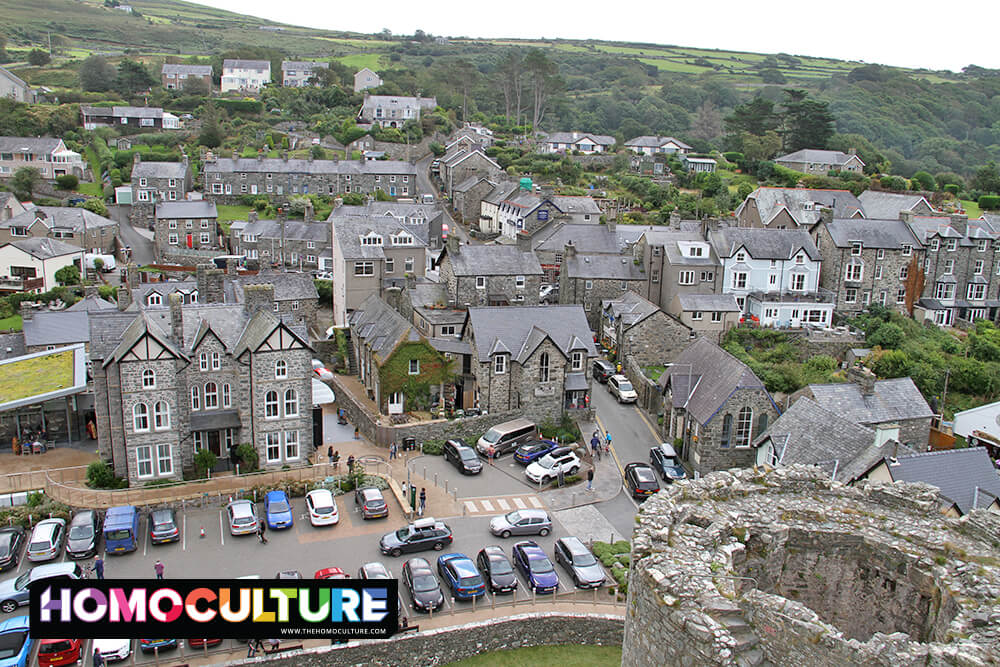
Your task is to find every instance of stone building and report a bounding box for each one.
[436,238,542,308]
[0,193,26,222]
[452,176,496,225]
[130,154,192,226]
[625,465,1000,667]
[281,61,328,87]
[599,291,692,367]
[558,242,645,330]
[736,187,864,229]
[80,106,179,131]
[89,283,313,484]
[489,192,602,242]
[153,200,219,263]
[0,207,118,254]
[161,64,212,91]
[857,191,934,219]
[668,293,741,342]
[660,337,779,476]
[358,95,437,128]
[636,223,721,312]
[533,219,651,283]
[336,200,444,251]
[235,272,319,329]
[396,278,467,340]
[0,137,85,181]
[202,153,417,204]
[774,148,865,175]
[439,148,502,197]
[464,305,596,423]
[353,68,382,93]
[229,210,329,271]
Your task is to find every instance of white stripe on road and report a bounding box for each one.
[496,498,510,511]
[528,497,543,508]
[512,497,526,509]
[480,500,494,512]
[463,501,477,514]
[182,513,187,551]
[219,511,225,546]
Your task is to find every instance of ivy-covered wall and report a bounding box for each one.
[378,341,454,412]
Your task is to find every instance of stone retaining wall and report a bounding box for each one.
[381,409,522,447]
[226,613,623,667]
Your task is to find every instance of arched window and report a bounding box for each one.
[756,413,769,438]
[141,369,155,389]
[153,401,170,430]
[736,406,753,447]
[284,389,298,417]
[190,386,200,411]
[133,403,149,432]
[275,360,287,379]
[265,391,279,418]
[538,352,550,382]
[720,414,732,449]
[204,382,218,409]
[222,383,231,408]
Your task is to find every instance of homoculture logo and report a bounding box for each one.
[30,579,398,639]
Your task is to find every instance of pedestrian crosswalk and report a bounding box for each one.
[462,494,544,516]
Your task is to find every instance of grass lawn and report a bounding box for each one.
[334,54,385,71]
[643,365,666,382]
[0,315,22,332]
[216,204,254,223]
[443,645,622,667]
[75,182,104,197]
[960,199,982,218]
[0,349,74,405]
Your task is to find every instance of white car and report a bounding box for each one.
[93,639,132,663]
[525,447,581,484]
[608,374,638,403]
[305,489,339,526]
[27,518,66,563]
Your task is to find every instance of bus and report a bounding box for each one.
[102,505,139,554]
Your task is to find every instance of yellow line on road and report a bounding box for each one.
[634,405,662,442]
[594,414,625,479]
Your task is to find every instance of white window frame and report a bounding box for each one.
[136,445,153,479]
[284,431,299,461]
[132,403,149,432]
[944,259,954,275]
[790,274,806,291]
[265,391,279,419]
[190,386,200,411]
[691,311,703,321]
[211,352,221,370]
[153,401,170,431]
[409,359,420,375]
[494,355,507,374]
[845,262,863,282]
[156,444,173,476]
[476,276,486,289]
[731,272,747,289]
[678,270,695,286]
[711,311,723,323]
[199,353,208,372]
[974,259,984,275]
[142,369,156,389]
[874,265,883,280]
[902,244,912,256]
[275,360,287,379]
[222,383,231,408]
[571,351,584,371]
[265,432,281,463]
[284,389,299,417]
[204,382,218,409]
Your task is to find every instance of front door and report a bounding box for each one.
[206,431,221,457]
[388,392,403,415]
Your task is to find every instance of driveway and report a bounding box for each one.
[108,204,154,266]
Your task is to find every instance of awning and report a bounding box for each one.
[564,372,589,392]
[312,378,335,406]
[189,410,242,432]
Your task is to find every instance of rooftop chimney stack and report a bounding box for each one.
[516,231,532,253]
[19,302,33,322]
[950,213,968,238]
[116,286,131,311]
[564,240,577,259]
[244,284,275,316]
[169,292,184,344]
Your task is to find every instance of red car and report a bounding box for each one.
[187,639,223,649]
[314,567,349,580]
[38,639,82,667]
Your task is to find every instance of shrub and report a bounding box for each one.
[421,439,444,455]
[979,195,1000,210]
[944,184,960,196]
[81,198,108,217]
[86,461,127,489]
[236,442,259,473]
[55,174,79,190]
[314,279,332,303]
[429,142,445,157]
[194,449,217,477]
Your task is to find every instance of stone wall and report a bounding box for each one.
[236,613,623,667]
[619,310,693,368]
[381,408,521,447]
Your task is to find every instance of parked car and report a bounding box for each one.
[92,639,131,663]
[27,519,66,563]
[442,439,482,475]
[314,567,349,580]
[607,374,638,403]
[624,462,661,500]
[0,616,33,667]
[275,570,302,579]
[358,562,392,580]
[65,511,100,559]
[226,500,258,536]
[379,517,453,557]
[264,490,293,530]
[554,537,606,589]
[592,359,616,383]
[476,546,518,594]
[489,509,552,538]
[355,487,389,520]
[401,558,444,613]
[305,489,339,526]
[186,639,222,649]
[313,361,334,382]
[138,639,177,654]
[511,541,559,594]
[538,284,558,303]
[524,447,581,484]
[0,562,85,613]
[37,639,82,667]
[0,528,24,572]
[649,443,687,483]
[437,553,486,600]
[149,509,179,545]
[513,439,559,465]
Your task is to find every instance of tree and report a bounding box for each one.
[115,58,155,97]
[11,167,39,200]
[181,76,210,97]
[911,171,936,191]
[194,449,217,478]
[524,49,559,130]
[79,55,117,92]
[725,97,777,138]
[310,144,325,159]
[780,89,835,152]
[82,198,108,217]
[741,131,782,164]
[55,265,81,286]
[198,104,223,148]
[55,174,78,190]
[690,101,722,142]
[972,161,1000,194]
[451,58,478,122]
[27,49,50,66]
[759,68,786,84]
[496,50,524,124]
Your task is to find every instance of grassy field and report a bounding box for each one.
[0,348,74,403]
[334,54,385,71]
[960,199,983,218]
[0,315,22,332]
[216,204,254,224]
[443,645,622,667]
[75,182,104,197]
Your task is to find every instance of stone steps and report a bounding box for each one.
[736,647,766,667]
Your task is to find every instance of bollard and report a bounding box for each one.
[450,598,455,615]
[433,472,438,488]
[423,466,427,480]
[531,588,536,606]
[203,641,208,657]
[491,592,495,610]
[472,593,476,612]
[428,604,432,620]
[593,587,598,604]
[512,588,517,608]
[452,488,457,501]
[445,479,449,494]
[153,646,159,667]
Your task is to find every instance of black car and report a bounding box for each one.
[442,439,483,475]
[276,570,303,579]
[592,359,616,383]
[0,527,24,572]
[355,487,389,520]
[649,443,687,483]
[476,546,518,594]
[379,517,453,557]
[149,509,180,545]
[401,557,444,613]
[624,462,661,500]
[65,510,100,559]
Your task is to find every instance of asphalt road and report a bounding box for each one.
[415,153,468,244]
[109,204,154,267]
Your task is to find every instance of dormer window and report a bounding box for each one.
[901,244,912,256]
[795,253,804,264]
[360,232,383,246]
[689,246,703,257]
[735,251,746,262]
[930,239,939,251]
[978,240,988,252]
[391,233,413,246]
[803,202,814,211]
[147,293,162,306]
[946,239,957,252]
[493,355,507,374]
[851,242,862,256]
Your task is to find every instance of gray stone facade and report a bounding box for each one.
[437,240,542,307]
[615,309,693,368]
[469,337,573,425]
[130,155,192,227]
[153,200,219,262]
[451,177,494,224]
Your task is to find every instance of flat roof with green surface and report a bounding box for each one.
[0,344,88,412]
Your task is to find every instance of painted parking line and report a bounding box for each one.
[218,510,225,547]
[480,500,494,513]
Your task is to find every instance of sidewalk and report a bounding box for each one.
[539,419,622,511]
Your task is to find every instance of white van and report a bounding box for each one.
[477,418,537,457]
[84,253,116,272]
[421,194,435,204]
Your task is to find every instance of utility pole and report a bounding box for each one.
[941,368,951,411]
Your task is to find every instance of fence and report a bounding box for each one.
[0,465,88,494]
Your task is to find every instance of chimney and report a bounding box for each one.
[818,207,834,225]
[516,231,532,252]
[304,199,315,223]
[669,211,681,226]
[126,263,139,291]
[182,154,188,169]
[446,235,460,256]
[248,210,258,223]
[572,131,579,140]
[949,213,968,237]
[405,272,416,291]
[117,286,131,311]
[847,365,877,397]
[196,264,224,303]
[231,150,238,161]
[383,285,402,312]
[243,283,275,316]
[564,240,577,259]
[606,217,616,234]
[898,209,914,223]
[169,292,184,344]
[133,152,141,165]
[19,302,33,322]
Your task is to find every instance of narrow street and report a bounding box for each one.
[108,204,154,267]
[415,153,469,244]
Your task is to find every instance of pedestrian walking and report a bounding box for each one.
[332,450,340,471]
[93,648,104,667]
[605,431,612,451]
[353,426,359,440]
[419,487,426,516]
[257,519,268,544]
[557,465,565,487]
[587,468,595,491]
[389,442,397,460]
[346,454,355,474]
[327,446,334,465]
[487,445,495,465]
[93,555,104,580]
[154,560,164,580]
[247,639,260,658]
[266,639,280,653]
[591,435,602,461]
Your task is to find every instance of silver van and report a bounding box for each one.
[477,418,537,456]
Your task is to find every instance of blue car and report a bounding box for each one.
[436,553,486,600]
[0,615,33,667]
[513,440,559,466]
[264,490,293,530]
[512,541,559,594]
[139,639,177,653]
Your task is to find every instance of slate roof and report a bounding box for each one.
[22,311,91,347]
[336,201,439,222]
[906,216,978,246]
[0,332,25,360]
[603,291,661,328]
[238,218,329,243]
[467,305,596,364]
[2,206,117,231]
[223,59,270,71]
[886,447,1000,514]
[87,311,142,360]
[858,191,931,220]
[825,218,920,249]
[203,157,416,176]
[661,337,774,426]
[807,377,934,427]
[0,137,62,154]
[81,106,164,119]
[549,196,602,216]
[4,237,81,259]
[155,200,217,220]
[281,61,329,71]
[544,132,616,147]
[454,175,490,193]
[563,254,645,280]
[534,223,652,254]
[775,149,864,167]
[66,295,117,312]
[711,227,820,261]
[333,216,427,260]
[623,135,692,150]
[482,182,520,206]
[442,244,542,277]
[132,160,187,180]
[739,188,864,227]
[0,66,29,91]
[236,272,319,301]
[349,294,421,362]
[162,64,212,76]
[676,294,741,312]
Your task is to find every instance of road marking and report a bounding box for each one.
[634,405,662,441]
[512,497,526,509]
[464,501,477,514]
[496,498,510,511]
[595,414,625,479]
[480,500,494,512]
[219,511,225,547]
[528,497,543,508]
[461,495,542,515]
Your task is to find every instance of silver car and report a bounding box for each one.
[27,519,66,563]
[489,509,552,538]
[554,536,606,589]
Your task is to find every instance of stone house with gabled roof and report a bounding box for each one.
[439,148,502,197]
[221,59,271,93]
[736,187,864,229]
[0,193,25,223]
[130,153,192,226]
[154,200,219,262]
[774,149,865,175]
[495,193,603,242]
[161,64,212,91]
[436,237,543,308]
[452,175,495,225]
[858,191,934,220]
[0,206,118,254]
[541,132,616,155]
[281,61,329,87]
[659,337,780,476]
[600,291,693,367]
[464,304,597,422]
[349,294,454,415]
[0,66,35,103]
[353,68,383,93]
[89,283,313,484]
[558,241,646,329]
[358,95,437,128]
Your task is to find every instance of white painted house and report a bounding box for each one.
[221,59,271,94]
[353,68,383,93]
[0,238,84,292]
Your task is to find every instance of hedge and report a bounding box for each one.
[979,194,1000,210]
[215,99,264,115]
